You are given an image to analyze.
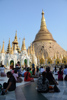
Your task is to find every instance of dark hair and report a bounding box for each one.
[1,65,4,67]
[58,68,62,74]
[27,67,29,71]
[7,71,16,83]
[46,67,50,72]
[37,67,39,72]
[25,67,29,80]
[29,68,31,70]
[55,66,57,72]
[14,70,17,73]
[7,71,13,77]
[65,65,67,68]
[42,72,46,84]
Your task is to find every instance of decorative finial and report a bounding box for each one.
[16,30,17,34]
[15,30,17,37]
[42,9,44,15]
[40,10,47,30]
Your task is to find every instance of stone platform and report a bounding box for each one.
[0,75,67,100]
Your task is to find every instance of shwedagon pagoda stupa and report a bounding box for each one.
[31,10,67,64]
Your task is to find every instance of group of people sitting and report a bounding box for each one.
[1,64,67,95]
[53,65,67,81]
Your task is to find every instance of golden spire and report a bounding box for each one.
[7,38,11,54]
[15,31,18,41]
[40,10,47,30]
[11,44,13,54]
[13,31,18,44]
[1,41,5,53]
[32,44,35,54]
[21,38,26,51]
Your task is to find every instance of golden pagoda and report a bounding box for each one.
[7,38,11,54]
[33,10,67,60]
[12,31,20,53]
[21,38,26,51]
[33,10,56,43]
[1,41,5,53]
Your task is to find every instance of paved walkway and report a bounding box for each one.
[0,74,67,100]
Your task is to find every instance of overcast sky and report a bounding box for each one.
[0,0,67,51]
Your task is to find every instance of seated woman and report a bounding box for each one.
[58,68,63,81]
[3,71,16,92]
[53,66,58,75]
[13,70,23,83]
[46,67,58,85]
[0,65,6,77]
[37,72,49,93]
[24,67,34,82]
[35,66,40,78]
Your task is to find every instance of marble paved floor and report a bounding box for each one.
[0,75,67,100]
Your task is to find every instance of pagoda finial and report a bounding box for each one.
[15,30,17,39]
[1,41,5,53]
[21,38,26,51]
[16,30,17,35]
[40,10,47,30]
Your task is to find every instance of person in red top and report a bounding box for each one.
[24,67,34,82]
[58,68,63,81]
